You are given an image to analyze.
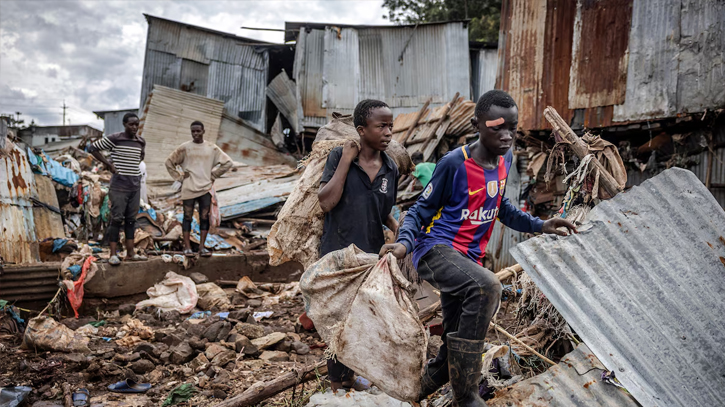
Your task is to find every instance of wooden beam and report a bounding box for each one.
[417,92,460,151]
[400,98,432,145]
[543,107,623,197]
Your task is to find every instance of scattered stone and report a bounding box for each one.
[246,299,262,308]
[235,323,264,340]
[234,336,259,355]
[61,317,95,330]
[201,390,214,398]
[226,333,238,344]
[134,342,155,355]
[161,310,182,322]
[113,352,141,365]
[131,359,155,374]
[153,343,169,357]
[169,342,195,365]
[202,321,225,342]
[146,366,165,384]
[60,353,89,364]
[212,389,228,399]
[182,367,194,377]
[118,304,136,315]
[162,333,184,347]
[251,332,287,350]
[211,350,237,367]
[160,351,171,364]
[212,368,231,384]
[259,351,289,362]
[216,322,232,342]
[290,341,310,355]
[205,343,226,360]
[189,336,207,350]
[228,309,251,321]
[189,354,209,372]
[189,272,209,284]
[274,340,292,353]
[186,322,207,338]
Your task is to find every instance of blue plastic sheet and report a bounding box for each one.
[26,148,79,187]
[52,238,68,253]
[140,207,157,221]
[67,264,82,280]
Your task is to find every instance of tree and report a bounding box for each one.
[382,0,501,43]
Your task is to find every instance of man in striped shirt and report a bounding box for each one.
[89,112,147,265]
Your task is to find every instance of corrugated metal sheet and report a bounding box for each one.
[627,147,725,209]
[0,263,61,302]
[486,155,525,271]
[96,109,139,136]
[140,15,269,131]
[489,344,639,406]
[322,27,360,110]
[266,70,303,133]
[499,0,724,130]
[32,173,64,240]
[137,85,225,182]
[612,0,680,122]
[676,0,725,114]
[0,143,39,264]
[511,168,725,407]
[295,22,470,127]
[216,175,299,220]
[470,48,498,102]
[568,0,632,109]
[217,113,297,167]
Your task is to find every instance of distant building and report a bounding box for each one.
[93,108,139,135]
[17,125,102,147]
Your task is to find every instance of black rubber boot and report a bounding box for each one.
[447,332,487,407]
[418,359,449,400]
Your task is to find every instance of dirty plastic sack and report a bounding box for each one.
[306,388,412,407]
[209,186,221,234]
[0,386,32,407]
[23,316,91,354]
[136,271,198,314]
[196,282,231,311]
[268,113,413,269]
[300,245,427,401]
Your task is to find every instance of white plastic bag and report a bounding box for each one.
[23,316,91,354]
[300,245,427,402]
[136,271,198,314]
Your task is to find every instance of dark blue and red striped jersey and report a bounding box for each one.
[397,145,543,268]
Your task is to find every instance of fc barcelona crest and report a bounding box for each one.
[487,180,498,198]
[499,179,506,196]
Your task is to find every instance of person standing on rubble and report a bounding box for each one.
[165,120,232,257]
[317,99,399,393]
[89,112,147,266]
[380,90,577,406]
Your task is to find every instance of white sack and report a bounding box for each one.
[136,271,198,314]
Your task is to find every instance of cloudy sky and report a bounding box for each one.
[0,0,389,130]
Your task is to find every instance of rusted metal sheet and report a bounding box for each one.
[489,344,639,406]
[568,0,633,109]
[32,173,65,240]
[0,263,61,303]
[217,113,297,168]
[0,143,39,264]
[296,28,327,119]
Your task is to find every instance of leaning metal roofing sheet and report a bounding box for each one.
[511,168,725,407]
[489,344,639,407]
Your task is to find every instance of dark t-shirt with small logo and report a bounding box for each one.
[319,146,399,257]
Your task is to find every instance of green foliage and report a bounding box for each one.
[382,0,501,43]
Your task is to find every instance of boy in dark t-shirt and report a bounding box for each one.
[318,99,399,392]
[381,90,577,406]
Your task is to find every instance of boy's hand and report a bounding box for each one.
[342,140,360,161]
[108,163,118,174]
[379,243,407,259]
[542,218,578,236]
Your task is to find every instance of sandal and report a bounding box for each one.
[107,379,151,393]
[128,254,148,261]
[184,249,195,258]
[109,255,121,266]
[200,248,212,257]
[73,388,89,406]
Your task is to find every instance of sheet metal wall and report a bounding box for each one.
[511,168,725,407]
[0,144,39,264]
[140,16,269,131]
[498,0,725,131]
[470,48,498,103]
[295,22,470,125]
[99,109,139,136]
